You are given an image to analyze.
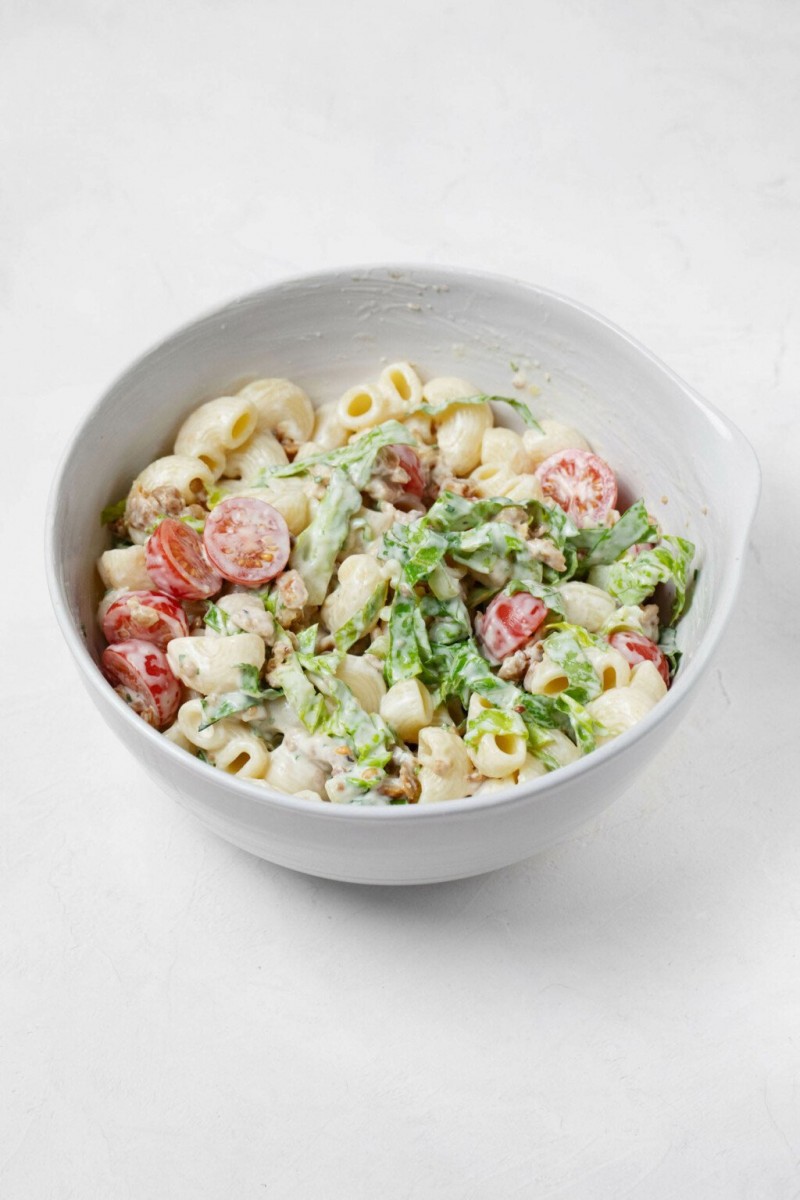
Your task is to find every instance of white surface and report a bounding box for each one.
[2,0,798,1194]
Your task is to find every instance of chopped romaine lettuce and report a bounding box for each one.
[333,580,388,653]
[290,468,362,605]
[538,630,602,706]
[464,704,526,749]
[386,587,430,686]
[204,602,240,637]
[606,535,695,622]
[198,663,281,729]
[257,420,415,488]
[572,500,659,569]
[100,498,127,526]
[658,625,682,675]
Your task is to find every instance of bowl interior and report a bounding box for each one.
[49,266,759,709]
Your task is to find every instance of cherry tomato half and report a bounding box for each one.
[384,444,426,498]
[609,630,670,687]
[102,590,189,649]
[102,639,182,727]
[203,497,290,586]
[476,591,548,662]
[535,449,617,528]
[145,519,222,601]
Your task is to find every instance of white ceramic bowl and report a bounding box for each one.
[46,265,759,884]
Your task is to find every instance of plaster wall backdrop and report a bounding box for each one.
[2,1,799,1197]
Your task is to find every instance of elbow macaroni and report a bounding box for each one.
[417,727,474,803]
[522,418,591,467]
[98,546,156,592]
[380,679,434,743]
[436,402,493,476]
[223,431,288,480]
[174,395,258,478]
[338,384,392,433]
[166,633,265,694]
[321,554,386,634]
[237,378,315,446]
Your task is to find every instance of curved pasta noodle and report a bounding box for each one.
[558,582,617,632]
[97,546,156,592]
[416,727,473,803]
[586,665,666,745]
[133,455,215,503]
[263,743,328,798]
[504,474,544,503]
[629,660,668,705]
[312,402,350,450]
[177,698,240,752]
[420,376,477,406]
[237,378,315,446]
[474,775,518,796]
[517,753,549,784]
[402,411,435,445]
[380,679,434,743]
[336,655,386,714]
[209,727,270,778]
[321,554,385,634]
[166,633,265,695]
[522,418,591,467]
[480,427,531,473]
[378,361,423,413]
[222,431,288,480]
[537,729,582,768]
[162,721,195,753]
[338,384,392,433]
[469,730,527,778]
[436,402,493,477]
[586,645,631,691]
[524,656,572,697]
[174,395,258,478]
[468,462,518,499]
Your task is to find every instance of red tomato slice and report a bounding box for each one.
[102,590,189,649]
[609,630,670,687]
[476,591,548,662]
[203,497,290,586]
[102,639,181,727]
[145,519,222,600]
[535,449,617,527]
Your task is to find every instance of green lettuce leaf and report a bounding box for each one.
[658,625,682,676]
[606,536,696,622]
[257,420,415,488]
[386,587,430,686]
[538,630,602,706]
[204,602,240,636]
[333,580,388,653]
[100,498,127,525]
[572,500,659,569]
[464,704,526,749]
[198,663,281,729]
[290,468,362,605]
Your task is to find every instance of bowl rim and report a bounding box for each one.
[45,262,761,822]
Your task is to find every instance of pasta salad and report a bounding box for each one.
[96,364,695,805]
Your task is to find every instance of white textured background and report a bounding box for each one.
[3,1,799,1196]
